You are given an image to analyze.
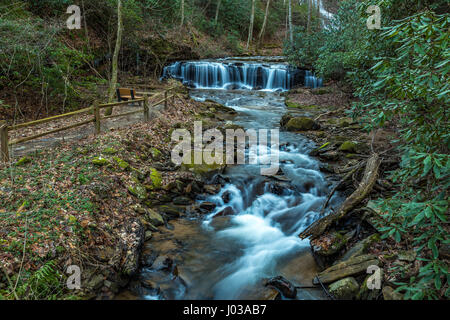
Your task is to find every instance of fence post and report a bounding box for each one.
[0,120,9,163]
[143,94,149,122]
[94,101,101,135]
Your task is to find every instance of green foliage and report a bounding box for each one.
[356,11,449,300]
[285,0,449,300]
[15,261,65,300]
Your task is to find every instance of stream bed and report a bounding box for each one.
[120,57,340,300]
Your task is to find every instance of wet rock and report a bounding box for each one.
[144,209,165,226]
[319,151,340,161]
[285,117,320,131]
[144,231,153,241]
[204,184,221,194]
[328,277,359,300]
[280,113,293,127]
[215,206,235,217]
[199,202,216,211]
[139,217,159,232]
[266,276,297,299]
[158,205,182,219]
[314,254,380,284]
[339,141,357,153]
[221,191,231,203]
[382,286,403,300]
[172,196,192,205]
[151,255,174,271]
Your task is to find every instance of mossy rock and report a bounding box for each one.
[150,147,162,160]
[113,157,130,170]
[339,141,357,153]
[148,168,162,189]
[328,277,360,300]
[280,113,293,127]
[181,151,226,178]
[103,147,118,155]
[128,182,147,200]
[357,270,383,300]
[285,117,320,131]
[91,156,109,166]
[144,208,164,226]
[285,100,320,109]
[15,157,31,166]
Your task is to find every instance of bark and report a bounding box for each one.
[258,0,271,45]
[246,0,256,50]
[299,153,381,240]
[215,0,221,23]
[307,0,312,34]
[288,0,294,45]
[180,0,185,27]
[105,0,123,116]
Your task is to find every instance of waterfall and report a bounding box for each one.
[162,60,323,91]
[161,61,311,91]
[304,70,323,89]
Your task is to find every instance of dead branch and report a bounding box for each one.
[299,153,381,240]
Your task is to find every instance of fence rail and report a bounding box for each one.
[0,87,176,163]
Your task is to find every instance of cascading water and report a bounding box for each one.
[127,58,338,300]
[161,58,322,91]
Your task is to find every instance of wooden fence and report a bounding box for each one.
[0,88,176,163]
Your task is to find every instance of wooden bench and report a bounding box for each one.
[116,88,142,102]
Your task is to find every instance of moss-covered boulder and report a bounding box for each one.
[15,157,31,166]
[328,277,360,300]
[91,156,109,166]
[113,157,130,170]
[339,141,357,153]
[285,117,320,131]
[144,208,164,226]
[280,113,293,127]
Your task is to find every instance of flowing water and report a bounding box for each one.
[126,58,339,300]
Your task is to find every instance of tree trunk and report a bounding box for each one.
[299,153,381,240]
[307,0,312,34]
[180,0,185,27]
[258,0,271,46]
[215,0,221,23]
[105,0,123,116]
[288,0,294,45]
[246,0,256,50]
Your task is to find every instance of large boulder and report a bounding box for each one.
[285,117,320,131]
[328,277,360,300]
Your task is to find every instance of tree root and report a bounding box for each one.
[299,153,381,240]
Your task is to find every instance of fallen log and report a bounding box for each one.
[299,153,381,240]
